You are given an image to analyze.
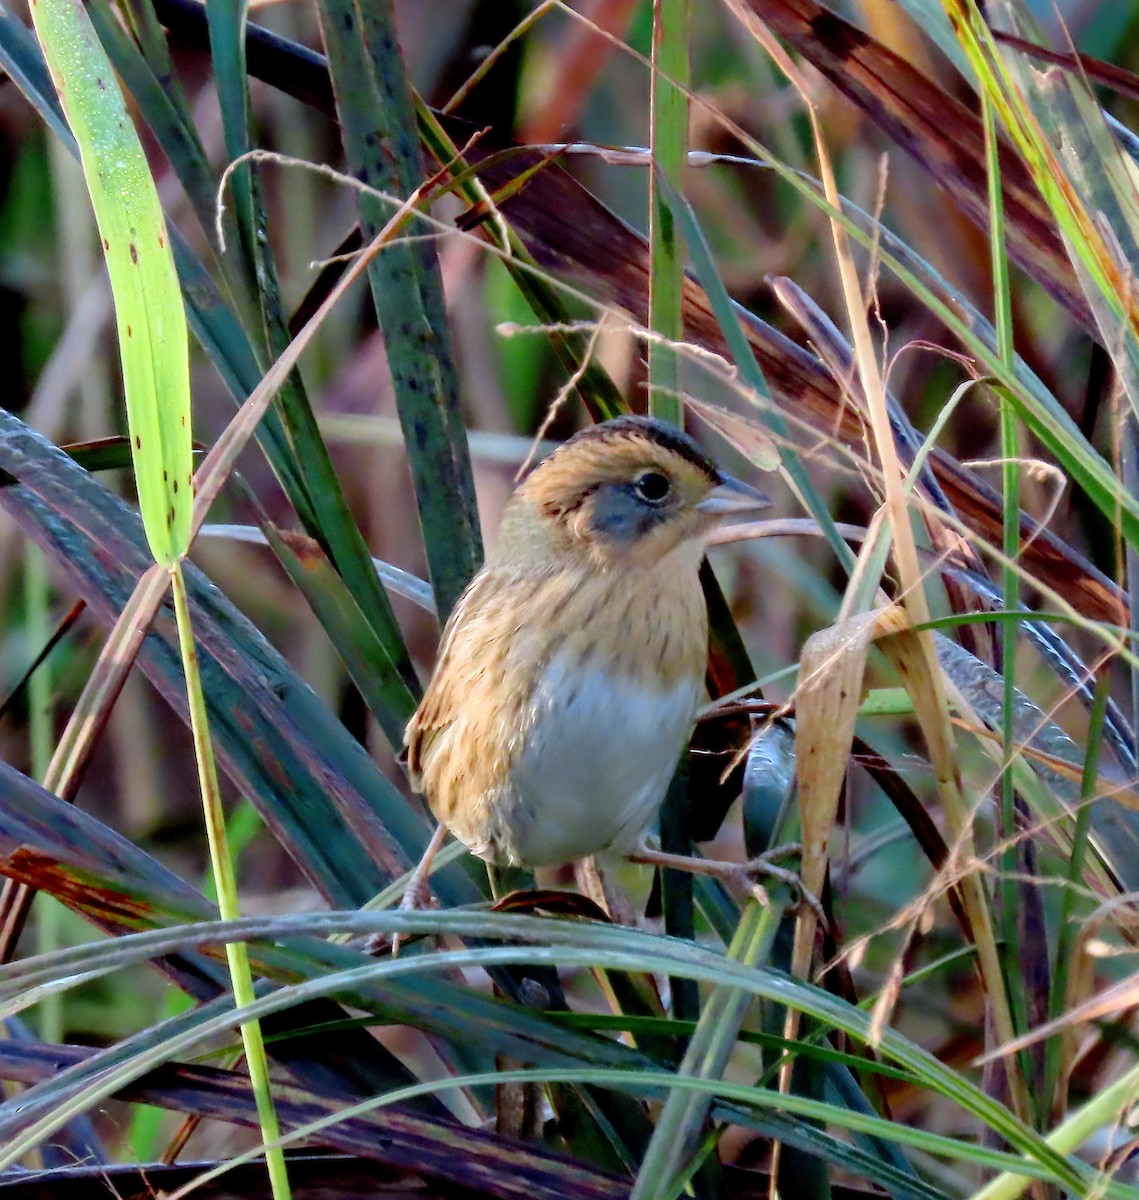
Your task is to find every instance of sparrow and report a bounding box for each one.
[401,413,786,911]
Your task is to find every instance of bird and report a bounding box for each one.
[399,413,793,917]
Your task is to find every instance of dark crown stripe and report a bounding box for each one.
[566,415,719,481]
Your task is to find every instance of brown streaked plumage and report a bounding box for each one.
[405,414,770,876]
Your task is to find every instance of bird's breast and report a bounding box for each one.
[418,549,710,868]
[498,655,703,866]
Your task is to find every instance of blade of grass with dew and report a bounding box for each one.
[99,0,420,735]
[147,1064,1008,1200]
[0,763,498,1113]
[0,1033,946,1200]
[0,911,660,1091]
[86,0,219,252]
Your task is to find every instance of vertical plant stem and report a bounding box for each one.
[1123,417,1139,742]
[648,0,697,1019]
[168,563,291,1200]
[647,0,689,424]
[631,898,778,1200]
[23,544,63,1046]
[983,87,1030,1065]
[1043,671,1109,1122]
[775,9,1029,1119]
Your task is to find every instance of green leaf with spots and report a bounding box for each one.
[30,0,191,568]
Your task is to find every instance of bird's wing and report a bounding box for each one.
[404,569,502,786]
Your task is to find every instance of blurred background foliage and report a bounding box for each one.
[3,0,1139,1197]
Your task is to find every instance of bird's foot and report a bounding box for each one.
[736,843,825,923]
[364,825,448,957]
[363,878,438,957]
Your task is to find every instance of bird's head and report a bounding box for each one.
[500,414,771,570]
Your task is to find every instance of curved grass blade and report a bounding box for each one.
[0,909,1126,1197]
[632,900,781,1200]
[0,1040,631,1200]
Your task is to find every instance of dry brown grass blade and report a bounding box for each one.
[791,607,968,981]
[738,0,1088,326]
[795,607,893,947]
[791,605,1018,1097]
[977,964,1139,1066]
[991,29,1139,105]
[685,396,781,471]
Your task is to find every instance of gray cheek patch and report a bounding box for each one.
[585,483,667,544]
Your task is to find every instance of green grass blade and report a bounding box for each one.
[30,0,191,567]
[86,0,220,251]
[316,0,482,619]
[647,2,689,426]
[169,562,291,1200]
[1,909,1130,1197]
[632,900,780,1199]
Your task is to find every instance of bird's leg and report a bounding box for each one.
[627,841,825,922]
[404,822,449,911]
[366,822,448,956]
[573,856,639,925]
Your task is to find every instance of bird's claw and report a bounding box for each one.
[733,843,826,923]
[363,872,437,957]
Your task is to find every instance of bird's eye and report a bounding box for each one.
[633,471,672,503]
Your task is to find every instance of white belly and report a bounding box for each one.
[489,657,701,867]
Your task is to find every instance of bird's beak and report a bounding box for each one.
[696,473,772,516]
